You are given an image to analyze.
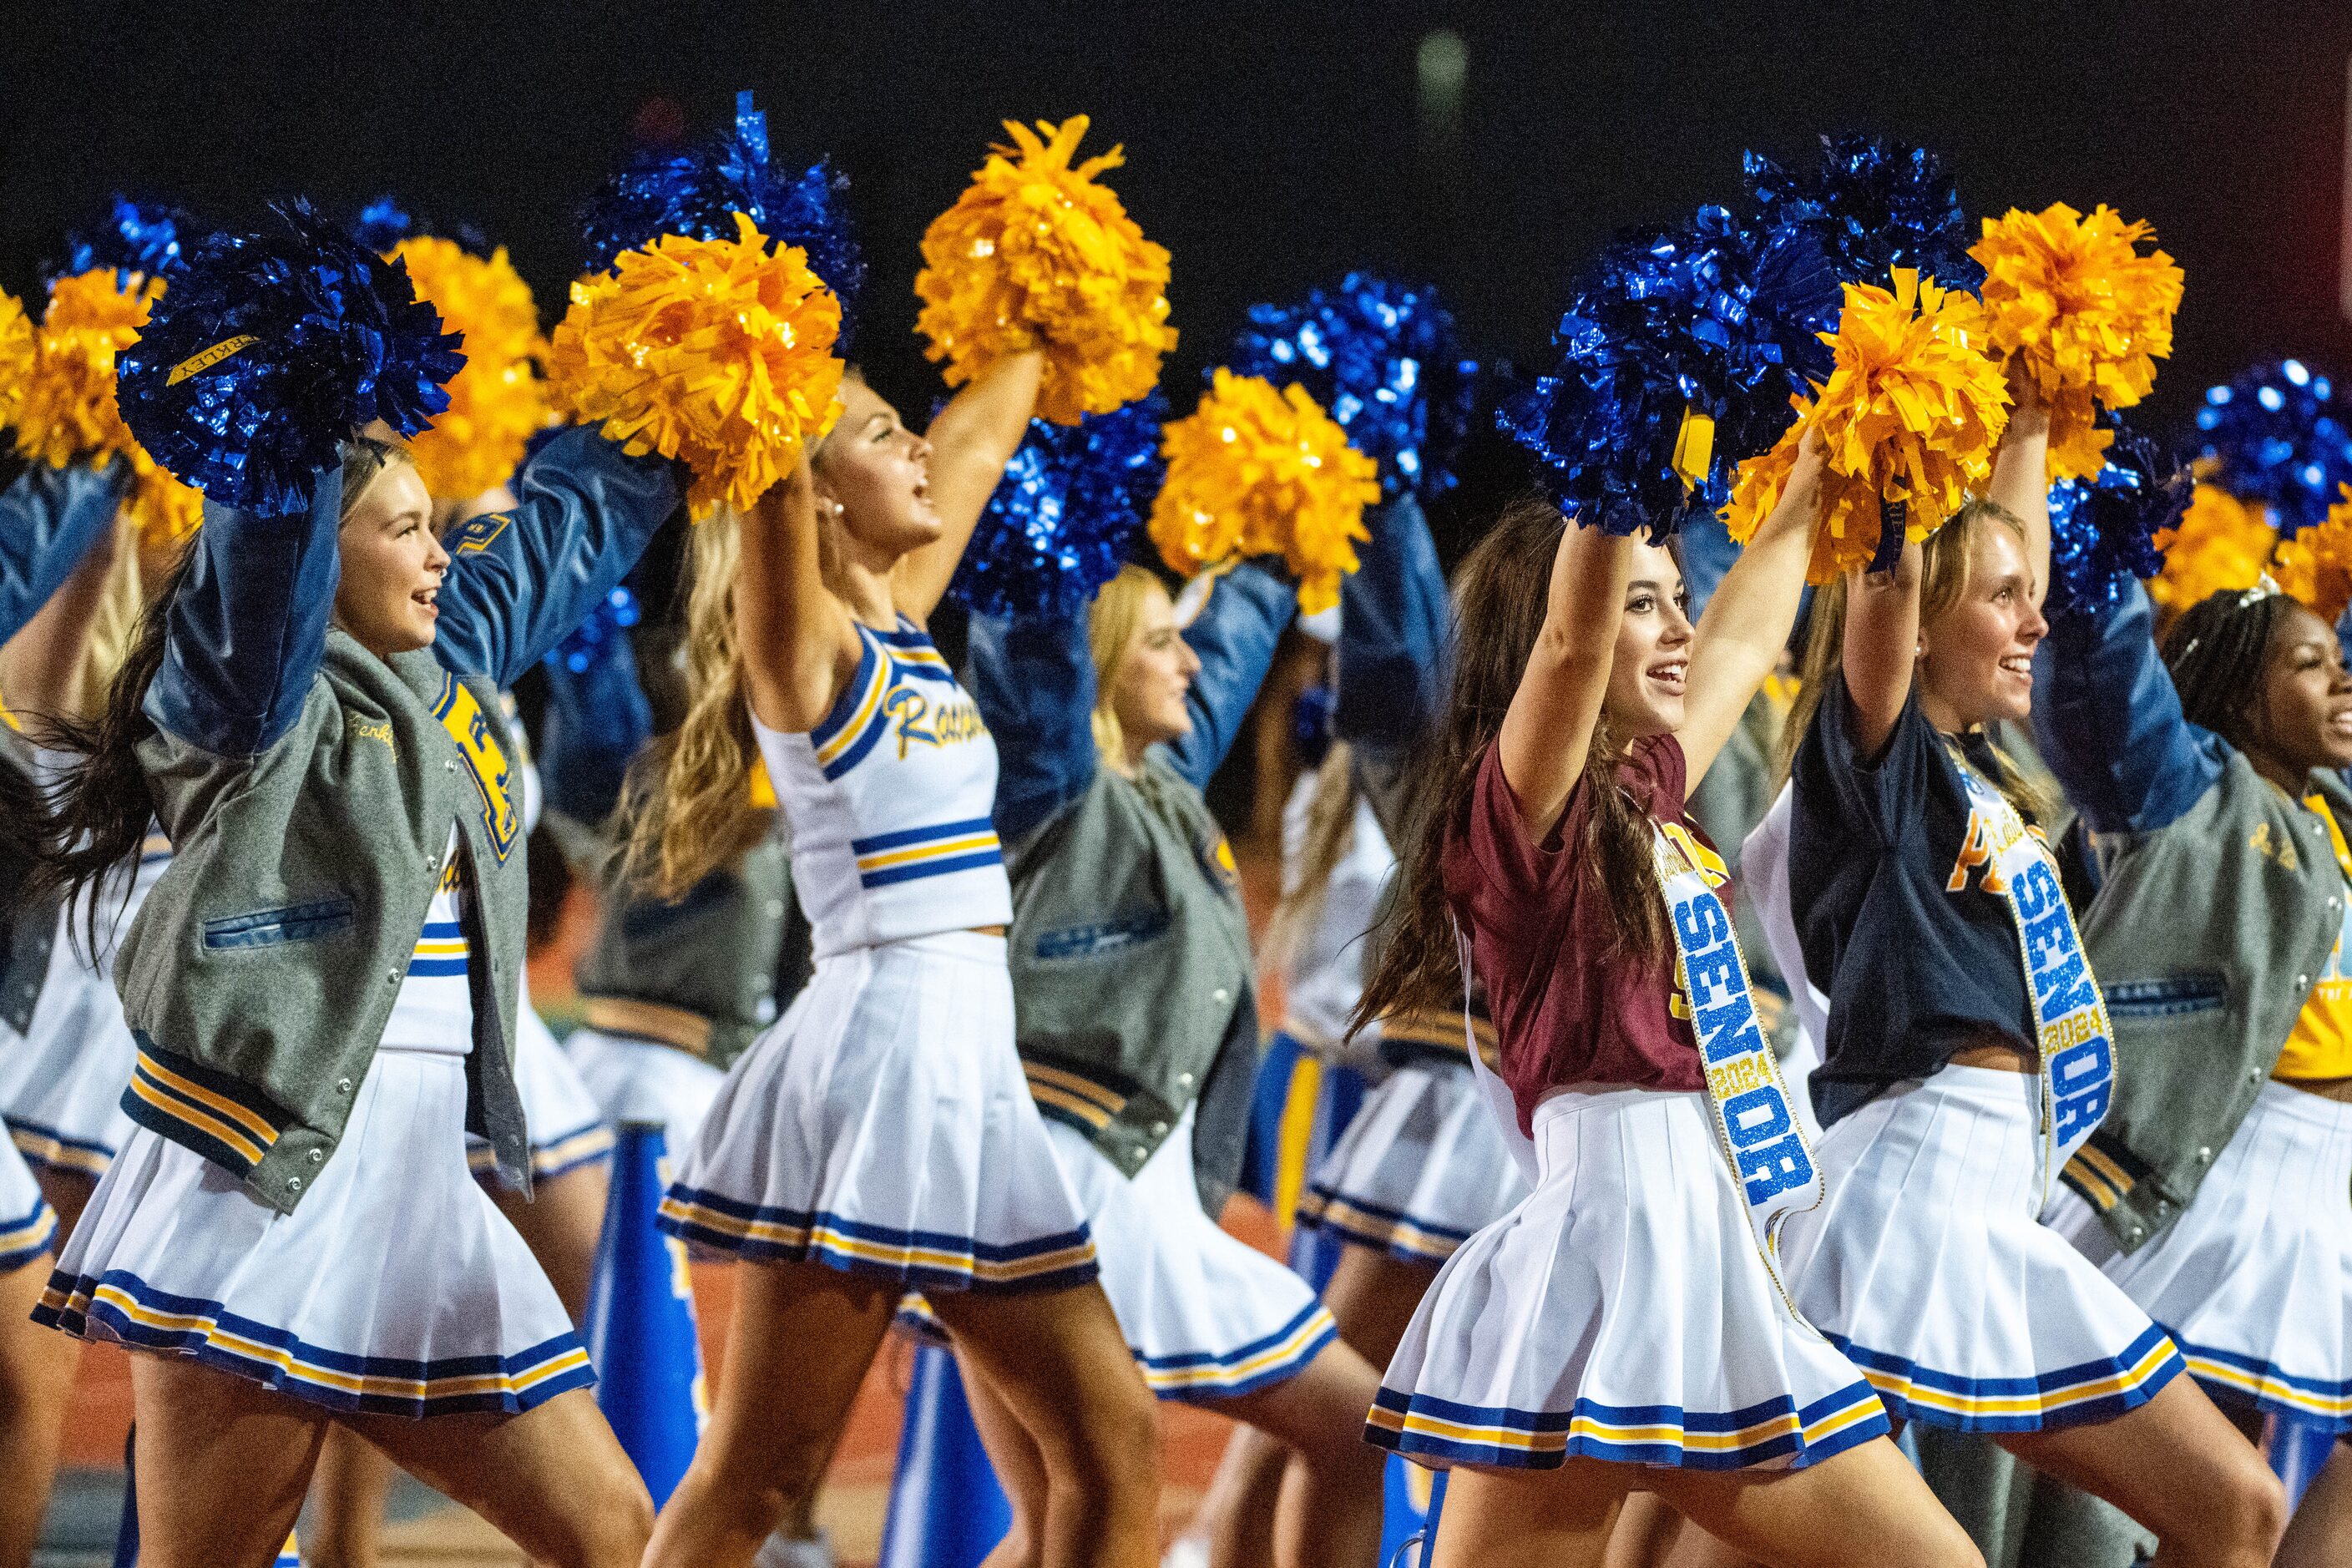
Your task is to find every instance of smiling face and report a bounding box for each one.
[334,458,448,658]
[1108,574,1202,757]
[2253,604,2352,775]
[1601,539,1693,739]
[1917,518,2046,731]
[812,377,940,564]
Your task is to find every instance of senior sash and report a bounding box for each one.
[1946,761,2117,1206]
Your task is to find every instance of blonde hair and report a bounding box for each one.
[620,505,771,898]
[1087,565,1164,769]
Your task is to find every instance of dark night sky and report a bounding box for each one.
[5,0,2351,463]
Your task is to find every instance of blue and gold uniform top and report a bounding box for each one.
[755,617,1013,957]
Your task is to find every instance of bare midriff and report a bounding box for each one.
[2280,1073,2352,1103]
[1950,1032,2036,1074]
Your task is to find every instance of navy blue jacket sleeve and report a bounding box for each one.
[0,461,127,644]
[1336,493,1447,755]
[539,633,655,826]
[144,472,345,757]
[2032,579,2225,836]
[969,605,1100,843]
[432,428,682,691]
[1163,563,1297,790]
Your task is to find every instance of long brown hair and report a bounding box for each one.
[1352,496,1673,1034]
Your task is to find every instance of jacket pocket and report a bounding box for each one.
[2103,974,2225,1019]
[202,898,355,950]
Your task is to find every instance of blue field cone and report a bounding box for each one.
[877,1343,1012,1568]
[584,1122,709,1510]
[2265,1411,2339,1511]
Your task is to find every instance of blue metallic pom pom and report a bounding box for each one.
[950,393,1167,619]
[118,200,468,517]
[46,196,200,289]
[545,584,643,676]
[1743,134,1981,291]
[351,196,493,258]
[1224,275,1478,501]
[1500,205,1836,538]
[578,89,865,335]
[2044,422,2190,620]
[2196,358,2352,537]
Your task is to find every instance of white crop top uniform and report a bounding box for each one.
[753,617,1014,957]
[379,829,475,1055]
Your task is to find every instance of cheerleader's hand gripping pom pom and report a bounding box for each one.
[577,90,865,330]
[548,210,845,522]
[2195,359,2352,537]
[2270,484,2352,625]
[950,392,1167,619]
[1971,203,2182,483]
[1743,134,1981,291]
[391,236,551,500]
[1226,275,1477,502]
[915,116,1176,427]
[1723,269,2010,583]
[2043,421,2189,620]
[2149,482,2278,619]
[118,200,466,518]
[15,270,201,547]
[1149,369,1378,615]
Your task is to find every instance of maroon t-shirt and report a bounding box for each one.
[1440,735,1709,1133]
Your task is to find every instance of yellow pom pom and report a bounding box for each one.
[915,117,1176,427]
[2269,485,2352,625]
[2150,482,2277,620]
[1971,203,2183,483]
[548,212,846,522]
[0,288,32,433]
[13,270,201,550]
[391,237,552,500]
[1149,369,1380,615]
[1723,270,2010,583]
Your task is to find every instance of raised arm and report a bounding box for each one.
[1,513,123,721]
[1162,563,1297,791]
[143,473,342,757]
[737,455,860,734]
[1840,534,1924,760]
[893,351,1045,624]
[2032,578,2222,835]
[1497,519,1634,840]
[539,630,655,828]
[968,602,1102,843]
[1988,375,2051,606]
[1336,493,1449,757]
[430,427,683,690]
[1680,430,1823,784]
[0,461,126,646]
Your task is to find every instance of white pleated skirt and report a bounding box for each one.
[1778,1065,2183,1433]
[1297,1060,1530,1265]
[1370,1086,1888,1471]
[2048,1080,2352,1432]
[0,1137,56,1272]
[567,1026,726,1151]
[467,989,614,1187]
[1048,1105,1335,1403]
[36,1045,590,1418]
[0,905,136,1181]
[657,931,1095,1293]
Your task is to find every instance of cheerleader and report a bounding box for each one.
[1354,432,1982,1568]
[2031,572,2352,1564]
[0,457,126,1567]
[638,356,1161,1568]
[1770,385,2288,1566]
[33,423,680,1568]
[965,524,1418,1568]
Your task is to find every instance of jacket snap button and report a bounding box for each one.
[387,969,401,984]
[2248,1068,2263,1082]
[1151,1121,1169,1137]
[337,1078,353,1093]
[287,1176,302,1192]
[1176,1072,1194,1090]
[445,760,458,772]
[2298,975,2311,989]
[1211,988,1231,1005]
[308,1149,324,1163]
[2197,1146,2213,1161]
